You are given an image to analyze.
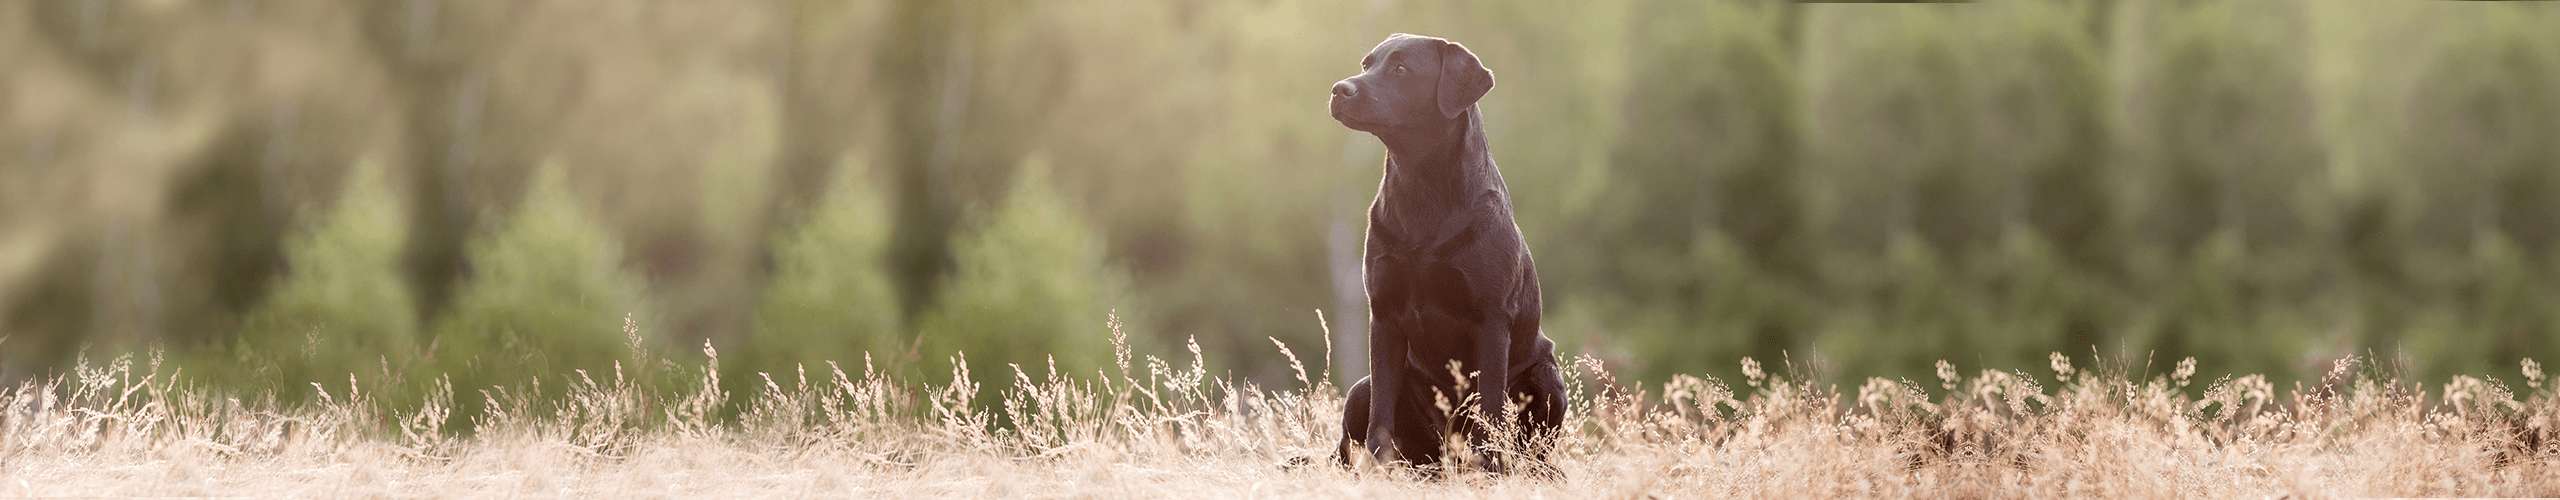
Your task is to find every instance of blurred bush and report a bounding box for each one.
[198,161,421,404]
[1792,2,2121,379]
[916,160,1133,381]
[2118,0,2330,378]
[428,165,655,408]
[1583,0,1808,382]
[2384,10,2560,382]
[740,158,906,377]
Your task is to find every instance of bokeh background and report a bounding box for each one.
[2,0,2555,402]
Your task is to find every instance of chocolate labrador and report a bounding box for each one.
[1328,33,1565,476]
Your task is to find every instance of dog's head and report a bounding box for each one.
[1330,33,1494,133]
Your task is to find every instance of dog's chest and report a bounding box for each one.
[1365,233,1486,328]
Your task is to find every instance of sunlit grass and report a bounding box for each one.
[2,317,2552,496]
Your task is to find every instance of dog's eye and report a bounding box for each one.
[1394,64,1408,74]
[1361,56,1376,69]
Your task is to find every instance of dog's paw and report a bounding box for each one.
[1279,455,1318,471]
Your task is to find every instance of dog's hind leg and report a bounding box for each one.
[1335,376,1375,466]
[1509,360,1568,478]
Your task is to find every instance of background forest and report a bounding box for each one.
[2,0,2555,403]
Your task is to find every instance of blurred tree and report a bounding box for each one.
[1610,0,1803,274]
[1151,1,1365,381]
[428,165,654,410]
[770,0,890,225]
[875,0,1073,318]
[1591,0,1807,380]
[916,160,1132,381]
[2130,2,2326,253]
[2391,12,2560,381]
[2120,1,2327,379]
[355,1,785,351]
[1969,1,2114,271]
[742,158,907,378]
[205,160,420,404]
[2400,14,2560,258]
[1964,1,2121,372]
[10,0,402,357]
[1800,5,1987,379]
[356,0,525,321]
[1805,5,1982,258]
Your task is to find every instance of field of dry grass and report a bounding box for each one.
[4,323,2555,498]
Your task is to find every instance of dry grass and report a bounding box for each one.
[3,321,2555,497]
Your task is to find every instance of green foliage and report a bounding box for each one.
[1614,0,1801,261]
[1969,1,2113,268]
[2116,1,2330,379]
[916,160,1131,380]
[743,159,906,376]
[429,165,654,401]
[205,161,420,402]
[1575,1,1803,381]
[2393,23,2557,249]
[1056,1,1346,381]
[10,1,2560,394]
[2130,1,2326,251]
[1806,5,1981,255]
[1786,2,2122,379]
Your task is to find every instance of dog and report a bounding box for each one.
[1327,33,1566,476]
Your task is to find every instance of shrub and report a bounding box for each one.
[1966,1,2111,268]
[1610,0,1800,266]
[1804,5,1980,256]
[428,164,655,407]
[2395,14,2560,254]
[742,159,906,376]
[208,160,421,403]
[1585,0,1804,381]
[915,159,1131,380]
[2128,1,2325,252]
[1959,1,2120,376]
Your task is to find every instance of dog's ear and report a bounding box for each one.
[1435,39,1493,119]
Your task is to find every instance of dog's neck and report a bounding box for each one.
[1368,108,1499,253]
[1374,108,1492,208]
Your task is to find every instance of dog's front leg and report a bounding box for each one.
[1472,318,1511,474]
[1365,310,1407,464]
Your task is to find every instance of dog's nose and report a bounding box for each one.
[1332,80,1357,98]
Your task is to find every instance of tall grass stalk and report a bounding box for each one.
[1,326,2552,496]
